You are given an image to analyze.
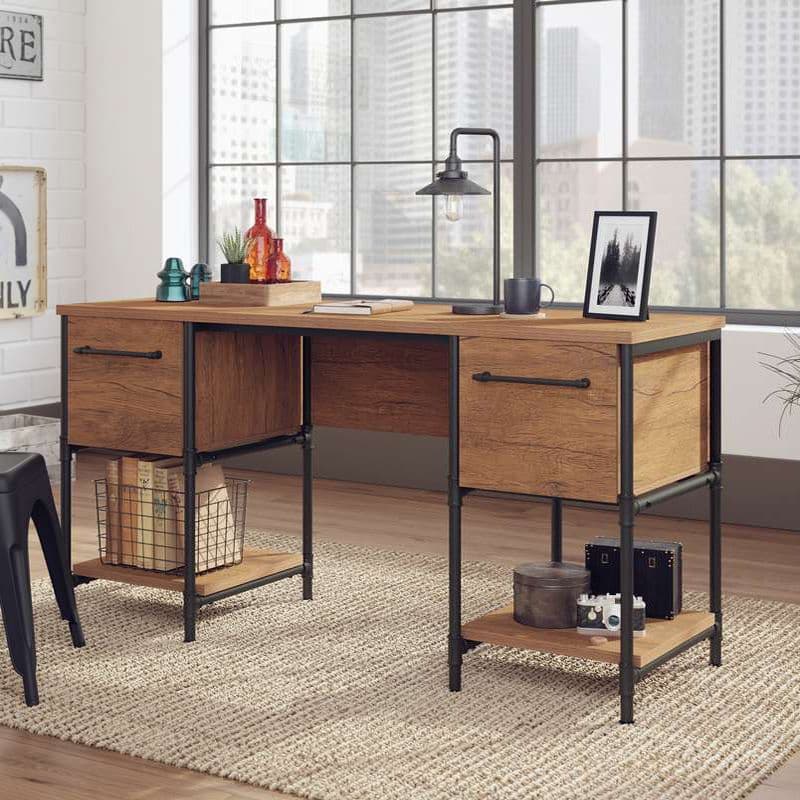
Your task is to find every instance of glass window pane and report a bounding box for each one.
[628,160,719,307]
[280,21,350,162]
[280,165,351,294]
[438,0,505,8]
[211,26,276,164]
[537,1,622,160]
[354,0,429,12]
[209,166,277,275]
[355,164,432,296]
[354,15,433,162]
[435,162,512,299]
[726,3,800,157]
[211,1,272,26]
[727,161,800,310]
[630,0,720,158]
[537,162,622,303]
[436,8,513,161]
[278,0,349,18]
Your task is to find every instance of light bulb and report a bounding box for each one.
[445,194,463,222]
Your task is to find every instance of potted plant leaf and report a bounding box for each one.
[762,331,800,432]
[217,227,253,284]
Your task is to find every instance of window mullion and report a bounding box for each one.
[431,1,437,299]
[719,0,726,310]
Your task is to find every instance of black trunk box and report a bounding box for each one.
[584,538,682,620]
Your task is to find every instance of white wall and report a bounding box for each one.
[162,0,198,264]
[0,0,86,411]
[723,326,800,460]
[85,0,162,302]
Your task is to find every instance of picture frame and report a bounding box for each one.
[582,211,657,322]
[0,165,48,318]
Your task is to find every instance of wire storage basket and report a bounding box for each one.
[95,476,248,574]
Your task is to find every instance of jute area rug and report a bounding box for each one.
[0,531,797,800]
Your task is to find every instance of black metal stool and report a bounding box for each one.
[0,452,84,706]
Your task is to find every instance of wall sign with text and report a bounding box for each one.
[0,11,43,81]
[0,166,47,318]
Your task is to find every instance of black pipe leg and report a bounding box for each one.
[302,430,313,601]
[710,468,722,666]
[448,493,463,692]
[619,344,635,724]
[60,315,72,574]
[619,494,636,723]
[183,322,197,644]
[550,498,563,563]
[447,336,462,692]
[709,337,723,667]
[302,336,313,601]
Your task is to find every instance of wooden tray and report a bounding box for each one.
[199,280,321,307]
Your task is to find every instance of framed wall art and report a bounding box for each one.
[0,11,43,81]
[0,165,47,318]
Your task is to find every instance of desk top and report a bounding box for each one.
[57,299,725,345]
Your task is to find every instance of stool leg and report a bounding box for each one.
[0,495,39,706]
[31,496,85,649]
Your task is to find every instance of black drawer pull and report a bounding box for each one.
[472,371,590,389]
[73,345,163,360]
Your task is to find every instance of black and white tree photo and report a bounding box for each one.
[584,211,657,321]
[596,228,642,307]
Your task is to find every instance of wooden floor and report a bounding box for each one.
[1,454,797,800]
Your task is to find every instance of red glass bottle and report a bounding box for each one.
[245,198,275,284]
[269,238,292,283]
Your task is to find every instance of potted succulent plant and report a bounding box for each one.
[217,227,253,284]
[762,331,800,432]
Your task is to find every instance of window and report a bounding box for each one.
[203,0,800,321]
[205,0,513,299]
[534,0,800,319]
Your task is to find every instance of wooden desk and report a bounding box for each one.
[57,299,725,724]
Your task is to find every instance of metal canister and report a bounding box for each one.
[513,561,591,629]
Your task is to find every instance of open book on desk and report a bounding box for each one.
[307,299,414,316]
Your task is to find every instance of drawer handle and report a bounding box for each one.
[472,371,591,389]
[73,345,163,360]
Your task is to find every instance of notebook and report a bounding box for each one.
[308,299,414,316]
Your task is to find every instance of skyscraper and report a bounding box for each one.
[540,27,601,148]
[638,0,685,143]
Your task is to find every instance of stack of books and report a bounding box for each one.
[104,457,239,573]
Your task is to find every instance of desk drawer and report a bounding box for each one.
[460,338,619,502]
[67,317,183,455]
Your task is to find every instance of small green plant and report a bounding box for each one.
[217,227,252,263]
[761,331,800,433]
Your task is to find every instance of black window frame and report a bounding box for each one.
[199,0,800,326]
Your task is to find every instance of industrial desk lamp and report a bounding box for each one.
[417,126,503,315]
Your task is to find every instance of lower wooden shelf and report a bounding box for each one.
[462,605,715,669]
[73,548,303,597]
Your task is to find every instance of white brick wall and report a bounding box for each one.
[0,0,85,410]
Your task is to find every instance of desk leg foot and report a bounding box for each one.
[448,658,462,693]
[183,606,196,644]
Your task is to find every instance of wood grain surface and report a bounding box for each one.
[57,299,725,345]
[311,335,449,436]
[462,607,715,668]
[459,337,620,501]
[67,316,184,455]
[72,548,302,596]
[634,343,710,495]
[195,330,301,451]
[198,281,321,307]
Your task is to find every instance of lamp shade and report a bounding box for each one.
[416,174,490,196]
